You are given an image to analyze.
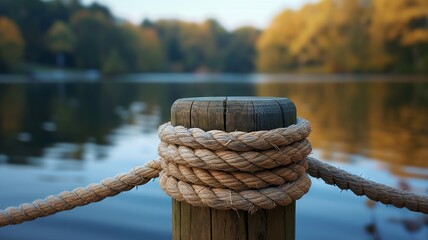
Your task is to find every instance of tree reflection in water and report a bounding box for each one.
[0,75,427,239]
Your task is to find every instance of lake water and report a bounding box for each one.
[0,74,427,240]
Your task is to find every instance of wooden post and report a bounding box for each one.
[170,96,297,240]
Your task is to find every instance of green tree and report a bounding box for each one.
[178,21,211,71]
[0,16,25,72]
[70,9,114,69]
[46,20,75,67]
[224,27,260,72]
[151,19,235,72]
[0,0,85,66]
[120,23,165,72]
[102,48,127,74]
[202,19,229,71]
[151,20,183,70]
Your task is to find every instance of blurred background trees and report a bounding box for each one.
[46,21,75,67]
[0,0,427,74]
[369,0,428,72]
[258,0,428,73]
[0,0,260,73]
[0,16,24,72]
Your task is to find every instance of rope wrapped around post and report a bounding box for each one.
[158,118,312,211]
[0,118,427,227]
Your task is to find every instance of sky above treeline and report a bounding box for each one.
[80,0,318,30]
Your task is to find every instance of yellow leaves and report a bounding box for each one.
[0,17,23,46]
[369,0,428,70]
[0,17,25,70]
[70,9,110,26]
[401,29,428,45]
[258,0,367,72]
[258,10,296,49]
[371,0,428,41]
[258,0,428,72]
[46,21,75,53]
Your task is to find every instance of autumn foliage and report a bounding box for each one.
[257,0,428,73]
[0,16,24,72]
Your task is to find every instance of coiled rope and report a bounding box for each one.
[0,119,427,227]
[158,119,312,211]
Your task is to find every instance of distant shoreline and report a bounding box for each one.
[1,72,427,84]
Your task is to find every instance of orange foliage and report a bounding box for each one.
[0,16,25,71]
[258,0,428,73]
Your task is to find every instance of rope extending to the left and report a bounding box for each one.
[0,161,161,227]
[1,119,427,227]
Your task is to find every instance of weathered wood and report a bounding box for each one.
[180,201,191,240]
[171,96,297,240]
[171,98,193,128]
[191,97,225,131]
[172,200,181,240]
[212,209,247,240]
[248,210,267,240]
[266,207,285,239]
[191,207,211,239]
[284,202,296,240]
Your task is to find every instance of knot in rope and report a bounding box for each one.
[158,118,312,211]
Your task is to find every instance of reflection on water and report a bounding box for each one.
[0,81,255,166]
[257,80,428,178]
[0,74,427,240]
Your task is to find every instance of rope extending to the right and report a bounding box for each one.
[1,118,427,227]
[307,157,428,212]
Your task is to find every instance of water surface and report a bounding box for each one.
[0,74,427,240]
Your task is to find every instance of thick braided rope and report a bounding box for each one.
[160,172,311,211]
[158,139,312,172]
[158,119,313,211]
[0,161,161,227]
[307,157,428,213]
[160,158,308,191]
[158,118,311,152]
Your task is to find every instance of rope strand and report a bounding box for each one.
[307,157,428,213]
[0,161,161,227]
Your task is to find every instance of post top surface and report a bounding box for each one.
[171,96,296,132]
[174,96,291,102]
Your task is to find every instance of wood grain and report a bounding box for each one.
[172,200,181,240]
[180,200,191,240]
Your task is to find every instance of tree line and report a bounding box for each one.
[0,0,259,74]
[0,0,427,74]
[258,0,428,73]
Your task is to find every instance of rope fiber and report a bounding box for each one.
[158,119,312,211]
[1,119,427,227]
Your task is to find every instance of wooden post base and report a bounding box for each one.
[173,200,295,240]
